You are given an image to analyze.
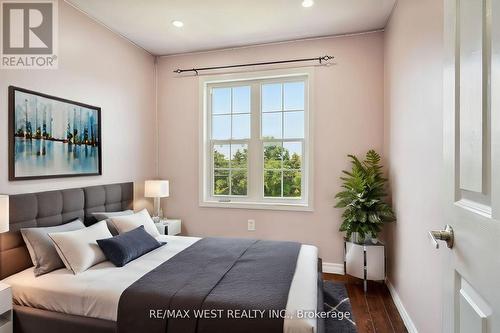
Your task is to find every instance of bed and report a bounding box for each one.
[0,183,324,333]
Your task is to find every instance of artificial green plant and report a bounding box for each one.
[335,150,395,241]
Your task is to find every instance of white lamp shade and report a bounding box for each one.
[145,180,169,198]
[0,195,9,233]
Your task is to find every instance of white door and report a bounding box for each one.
[442,0,500,332]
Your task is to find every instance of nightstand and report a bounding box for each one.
[0,283,12,333]
[155,219,181,236]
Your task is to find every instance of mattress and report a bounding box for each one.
[3,235,318,333]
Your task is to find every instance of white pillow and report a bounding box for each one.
[48,221,112,274]
[92,210,134,235]
[110,209,160,238]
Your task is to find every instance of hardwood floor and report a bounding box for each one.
[323,273,408,333]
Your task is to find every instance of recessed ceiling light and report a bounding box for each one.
[302,0,314,8]
[172,20,184,28]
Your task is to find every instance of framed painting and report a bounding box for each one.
[8,86,102,180]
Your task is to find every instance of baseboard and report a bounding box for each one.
[322,262,344,274]
[385,279,419,333]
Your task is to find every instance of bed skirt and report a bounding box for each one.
[13,305,116,333]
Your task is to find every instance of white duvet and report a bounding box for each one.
[3,235,318,333]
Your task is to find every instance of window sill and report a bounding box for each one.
[199,200,313,212]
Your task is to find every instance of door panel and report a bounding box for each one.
[444,0,500,332]
[458,277,491,333]
[459,0,484,193]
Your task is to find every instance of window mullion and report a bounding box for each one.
[228,144,232,195]
[248,83,261,201]
[280,84,285,197]
[229,89,233,196]
[207,90,213,199]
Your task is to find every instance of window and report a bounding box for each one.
[200,69,313,210]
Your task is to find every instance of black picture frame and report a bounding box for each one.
[8,86,102,181]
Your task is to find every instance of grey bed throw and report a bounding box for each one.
[117,237,301,333]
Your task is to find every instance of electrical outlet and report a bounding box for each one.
[247,219,256,231]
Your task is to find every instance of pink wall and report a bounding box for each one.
[157,33,385,264]
[383,0,445,331]
[0,1,156,208]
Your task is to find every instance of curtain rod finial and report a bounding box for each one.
[173,69,182,74]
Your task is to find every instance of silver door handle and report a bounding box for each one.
[428,225,454,249]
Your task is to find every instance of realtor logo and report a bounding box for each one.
[1,0,58,69]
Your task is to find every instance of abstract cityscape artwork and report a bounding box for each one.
[9,86,102,180]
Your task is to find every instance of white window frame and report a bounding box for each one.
[199,68,314,211]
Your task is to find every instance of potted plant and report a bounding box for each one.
[334,150,395,244]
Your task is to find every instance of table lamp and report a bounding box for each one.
[0,195,9,233]
[144,180,169,221]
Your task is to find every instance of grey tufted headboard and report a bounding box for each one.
[0,182,133,279]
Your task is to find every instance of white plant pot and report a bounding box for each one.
[350,232,366,244]
[350,232,378,244]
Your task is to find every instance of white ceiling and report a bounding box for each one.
[66,0,396,56]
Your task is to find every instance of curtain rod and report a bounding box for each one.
[173,55,334,75]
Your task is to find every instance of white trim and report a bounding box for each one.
[63,1,153,56]
[198,68,314,211]
[455,198,492,218]
[200,200,313,212]
[385,279,419,333]
[154,56,159,177]
[322,262,345,275]
[162,29,384,58]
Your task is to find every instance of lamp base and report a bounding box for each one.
[152,197,166,222]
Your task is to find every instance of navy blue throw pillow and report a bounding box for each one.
[97,225,165,267]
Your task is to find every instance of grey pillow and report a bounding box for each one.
[21,219,85,276]
[92,210,134,235]
[97,226,165,267]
